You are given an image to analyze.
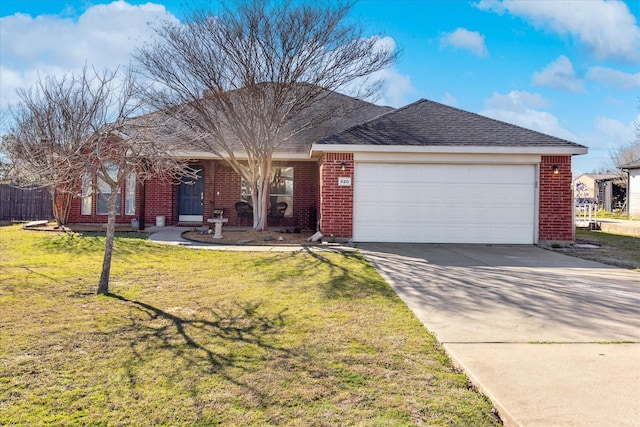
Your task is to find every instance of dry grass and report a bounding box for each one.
[557,230,640,271]
[0,224,499,426]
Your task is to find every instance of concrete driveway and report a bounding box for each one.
[359,244,640,427]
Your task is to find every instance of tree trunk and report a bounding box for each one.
[252,157,272,231]
[51,188,73,226]
[251,191,261,229]
[96,192,118,294]
[51,188,62,227]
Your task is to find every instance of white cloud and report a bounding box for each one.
[353,36,416,108]
[586,66,640,89]
[440,28,488,57]
[484,90,548,109]
[604,95,625,106]
[573,113,639,173]
[442,92,458,107]
[479,90,577,141]
[0,1,177,108]
[588,114,638,149]
[532,55,584,92]
[376,67,415,107]
[475,0,640,62]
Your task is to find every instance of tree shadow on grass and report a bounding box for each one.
[106,293,289,398]
[34,230,147,256]
[36,231,105,254]
[246,249,397,300]
[300,248,397,300]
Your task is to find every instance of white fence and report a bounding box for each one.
[575,203,598,229]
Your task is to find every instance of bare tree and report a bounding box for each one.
[3,67,197,294]
[2,71,99,225]
[606,111,640,173]
[136,0,398,230]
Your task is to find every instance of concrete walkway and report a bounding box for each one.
[359,243,640,427]
[598,218,640,238]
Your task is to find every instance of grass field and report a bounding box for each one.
[0,225,499,426]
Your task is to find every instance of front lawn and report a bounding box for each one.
[0,225,499,426]
[559,229,640,271]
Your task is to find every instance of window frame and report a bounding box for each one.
[81,172,93,215]
[125,173,136,216]
[241,166,294,217]
[96,162,121,216]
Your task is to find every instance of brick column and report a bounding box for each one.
[539,155,574,242]
[319,153,354,237]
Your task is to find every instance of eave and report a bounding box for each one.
[310,143,588,157]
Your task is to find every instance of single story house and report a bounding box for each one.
[620,159,640,216]
[68,94,588,244]
[572,173,626,211]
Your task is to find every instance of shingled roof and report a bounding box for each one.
[274,90,393,154]
[620,159,640,169]
[316,98,586,150]
[142,86,393,157]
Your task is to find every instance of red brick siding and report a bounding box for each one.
[212,164,242,224]
[68,190,81,222]
[69,178,146,225]
[144,178,175,226]
[293,161,319,230]
[539,155,574,241]
[67,160,319,228]
[209,160,319,229]
[319,153,353,237]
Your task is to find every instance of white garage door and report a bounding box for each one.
[354,163,536,244]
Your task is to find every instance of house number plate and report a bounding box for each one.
[338,177,352,186]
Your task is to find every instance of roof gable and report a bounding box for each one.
[316,98,586,150]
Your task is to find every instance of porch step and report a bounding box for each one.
[177,223,204,228]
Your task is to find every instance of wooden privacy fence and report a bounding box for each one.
[0,184,53,221]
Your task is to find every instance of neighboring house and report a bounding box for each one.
[620,159,640,216]
[68,95,588,244]
[572,173,626,211]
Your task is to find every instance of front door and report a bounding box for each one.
[178,166,204,223]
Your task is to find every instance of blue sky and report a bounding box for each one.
[1,0,639,176]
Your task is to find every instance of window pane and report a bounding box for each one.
[125,173,136,215]
[97,192,121,215]
[270,167,293,195]
[81,173,92,215]
[97,162,121,215]
[270,195,292,217]
[241,167,294,216]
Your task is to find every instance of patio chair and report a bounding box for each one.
[234,201,253,226]
[267,201,288,226]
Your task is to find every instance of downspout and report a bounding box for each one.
[624,168,630,218]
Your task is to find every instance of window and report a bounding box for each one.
[125,173,136,215]
[241,166,293,216]
[97,162,121,215]
[81,173,92,215]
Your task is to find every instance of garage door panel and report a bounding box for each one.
[354,163,536,244]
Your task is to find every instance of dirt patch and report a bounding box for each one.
[552,232,640,271]
[22,223,140,233]
[183,228,321,246]
[19,222,323,246]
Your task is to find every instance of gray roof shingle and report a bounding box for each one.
[274,91,393,154]
[142,87,393,156]
[316,98,586,149]
[620,159,640,169]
